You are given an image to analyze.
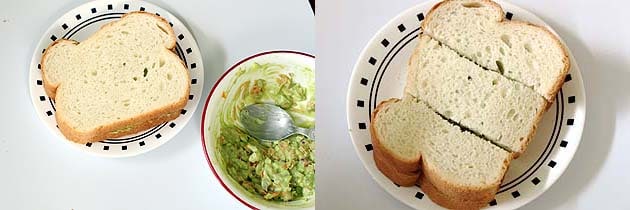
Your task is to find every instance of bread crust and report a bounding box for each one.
[419,174,488,210]
[370,98,423,173]
[40,39,79,99]
[422,0,504,33]
[422,0,570,102]
[40,11,189,143]
[513,99,548,158]
[506,21,570,101]
[403,39,422,98]
[55,97,186,143]
[419,152,512,210]
[373,146,420,186]
[371,99,422,186]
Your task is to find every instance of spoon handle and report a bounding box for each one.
[294,126,315,140]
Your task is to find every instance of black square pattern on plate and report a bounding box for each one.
[368,57,377,65]
[417,13,424,21]
[560,140,568,147]
[381,39,390,47]
[532,177,541,185]
[169,22,173,27]
[360,78,368,86]
[190,63,196,69]
[122,145,128,150]
[568,96,575,103]
[489,199,497,206]
[103,146,109,150]
[46,111,53,116]
[42,48,46,53]
[178,34,184,40]
[39,96,46,101]
[155,13,160,16]
[398,24,406,32]
[91,8,97,13]
[357,100,364,107]
[188,95,194,100]
[139,141,146,146]
[186,48,192,54]
[506,12,513,20]
[358,123,366,129]
[37,80,43,85]
[124,4,129,9]
[169,122,176,128]
[191,79,197,84]
[567,119,574,125]
[365,144,373,151]
[37,64,41,69]
[511,191,520,198]
[155,133,162,139]
[565,74,572,82]
[50,35,57,41]
[75,14,81,20]
[180,109,187,115]
[140,7,145,11]
[415,192,424,199]
[86,142,92,147]
[62,24,68,30]
[108,4,113,10]
[548,160,557,168]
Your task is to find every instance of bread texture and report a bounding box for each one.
[422,0,569,101]
[406,35,547,155]
[41,12,190,143]
[370,98,512,209]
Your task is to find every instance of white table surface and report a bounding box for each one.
[0,0,313,209]
[316,0,630,209]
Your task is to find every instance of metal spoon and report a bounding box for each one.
[239,103,314,141]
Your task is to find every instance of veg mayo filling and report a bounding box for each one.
[213,62,315,203]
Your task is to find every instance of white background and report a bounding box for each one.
[317,0,630,209]
[0,0,313,209]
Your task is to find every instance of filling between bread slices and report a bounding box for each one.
[109,112,176,135]
[427,102,512,152]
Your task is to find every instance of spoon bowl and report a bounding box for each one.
[240,103,314,141]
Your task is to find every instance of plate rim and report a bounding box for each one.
[345,0,587,209]
[200,50,315,209]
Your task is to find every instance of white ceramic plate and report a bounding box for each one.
[346,0,586,209]
[28,0,204,157]
[201,51,315,210]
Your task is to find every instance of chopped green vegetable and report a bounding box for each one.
[213,62,315,204]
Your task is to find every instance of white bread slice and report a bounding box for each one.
[41,12,190,143]
[422,0,569,101]
[406,34,547,155]
[370,98,512,209]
